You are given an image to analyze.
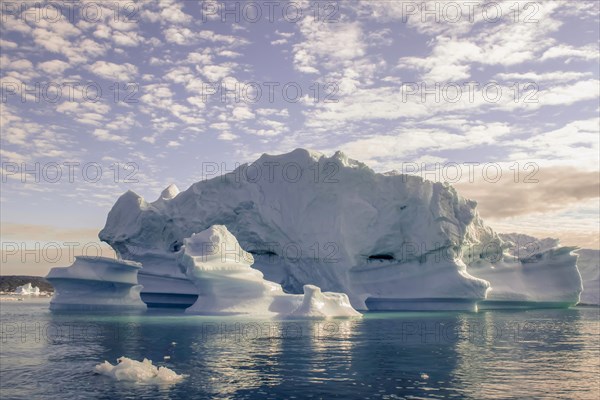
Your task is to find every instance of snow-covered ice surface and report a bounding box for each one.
[46,256,147,311]
[179,225,360,317]
[14,283,40,295]
[575,249,600,305]
[94,357,185,384]
[99,149,584,310]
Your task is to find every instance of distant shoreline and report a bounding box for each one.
[0,276,54,293]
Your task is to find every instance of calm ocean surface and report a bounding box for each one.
[1,298,598,399]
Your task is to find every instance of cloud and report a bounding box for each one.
[92,129,126,143]
[87,61,138,81]
[112,30,142,47]
[259,119,287,131]
[485,197,600,249]
[218,132,238,141]
[93,24,112,40]
[506,118,600,167]
[163,27,195,45]
[397,2,567,81]
[337,122,513,167]
[1,57,37,80]
[159,4,192,25]
[105,113,139,131]
[293,20,366,74]
[3,126,29,146]
[275,30,294,39]
[495,71,592,82]
[500,80,600,111]
[29,17,107,64]
[455,167,600,219]
[37,59,70,75]
[0,39,17,49]
[541,44,599,62]
[217,50,241,58]
[209,121,238,141]
[0,106,77,159]
[196,63,234,81]
[142,0,193,25]
[256,108,289,117]
[210,122,230,131]
[138,83,206,128]
[186,51,213,64]
[232,106,255,121]
[164,66,195,84]
[164,27,242,45]
[271,29,294,45]
[0,15,32,34]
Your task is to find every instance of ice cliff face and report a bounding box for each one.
[575,249,599,305]
[469,233,582,307]
[46,256,146,311]
[99,149,584,310]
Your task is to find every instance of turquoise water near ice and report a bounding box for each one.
[1,298,598,399]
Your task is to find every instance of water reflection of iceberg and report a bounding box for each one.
[187,319,284,397]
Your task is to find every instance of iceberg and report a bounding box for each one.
[98,149,584,311]
[467,234,582,309]
[179,225,360,317]
[94,357,185,384]
[14,282,40,295]
[46,256,146,311]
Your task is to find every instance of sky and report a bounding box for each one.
[1,0,599,275]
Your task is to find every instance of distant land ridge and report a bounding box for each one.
[0,276,53,293]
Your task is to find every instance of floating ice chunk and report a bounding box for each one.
[94,357,185,384]
[14,283,40,295]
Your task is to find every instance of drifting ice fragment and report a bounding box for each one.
[14,283,40,295]
[94,357,185,384]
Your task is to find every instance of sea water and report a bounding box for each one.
[1,297,598,399]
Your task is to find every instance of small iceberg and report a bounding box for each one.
[14,283,40,295]
[94,357,185,384]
